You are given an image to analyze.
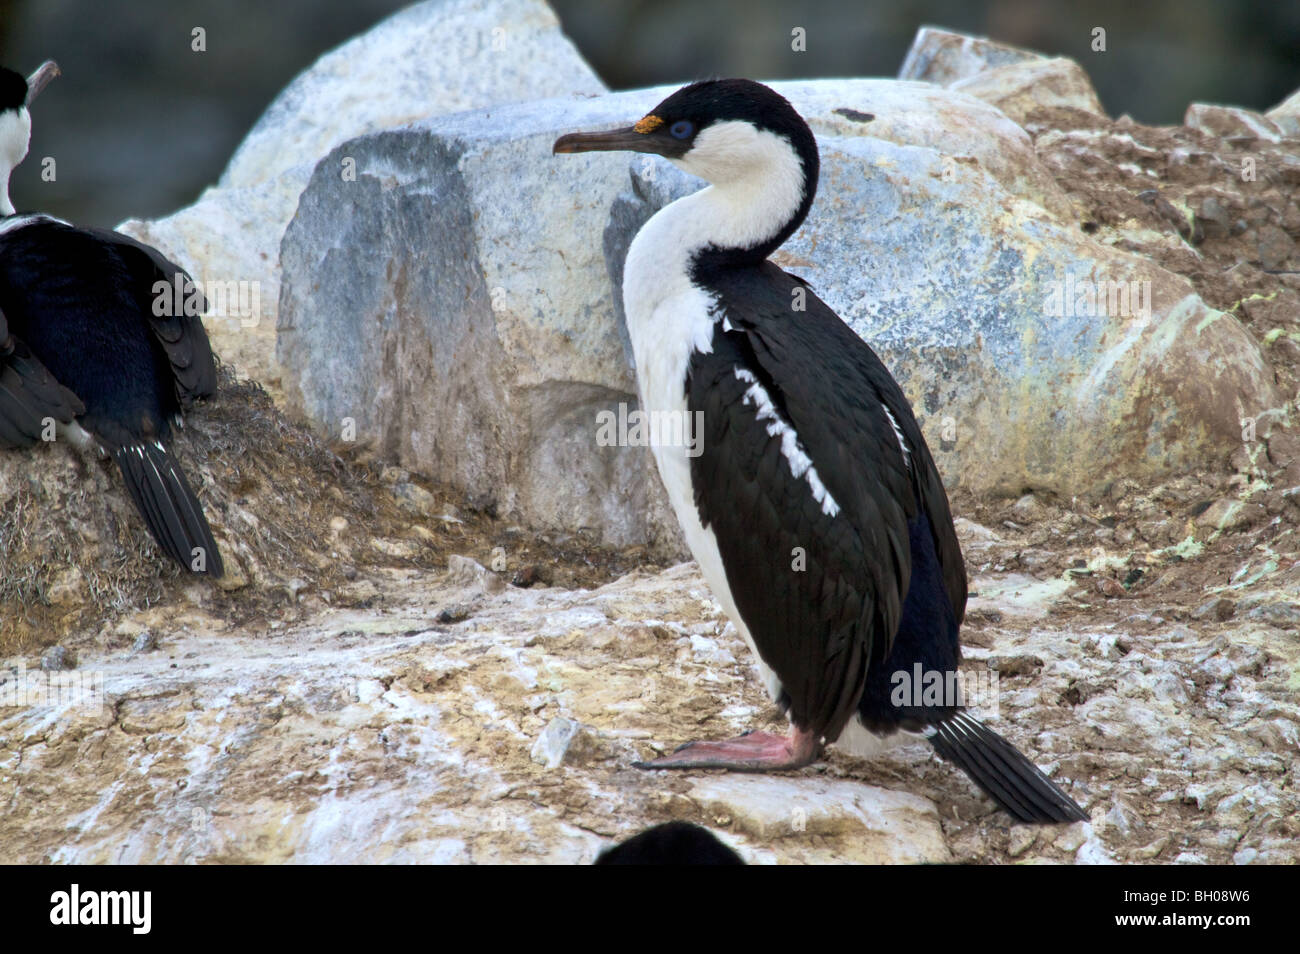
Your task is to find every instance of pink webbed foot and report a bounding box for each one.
[634,728,821,773]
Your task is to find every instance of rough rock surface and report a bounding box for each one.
[1269,88,1300,137]
[4,508,1297,864]
[1184,103,1286,142]
[278,78,1276,550]
[116,0,604,395]
[898,26,1106,121]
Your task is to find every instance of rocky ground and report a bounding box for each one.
[2,464,1297,863]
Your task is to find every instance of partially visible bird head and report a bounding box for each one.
[0,62,58,212]
[554,78,818,194]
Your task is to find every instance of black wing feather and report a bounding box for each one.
[684,262,967,742]
[729,263,965,630]
[688,345,861,737]
[84,227,217,406]
[0,308,85,449]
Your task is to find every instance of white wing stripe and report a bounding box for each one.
[734,366,841,518]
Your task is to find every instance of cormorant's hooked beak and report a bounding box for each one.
[25,60,60,106]
[553,116,685,159]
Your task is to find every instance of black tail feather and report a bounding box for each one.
[111,442,223,577]
[929,712,1088,824]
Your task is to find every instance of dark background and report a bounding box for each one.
[1,0,1297,227]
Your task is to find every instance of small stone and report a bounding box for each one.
[436,604,470,624]
[1194,498,1253,532]
[530,717,606,769]
[1007,825,1037,856]
[1009,493,1046,522]
[131,631,158,653]
[1191,597,1236,621]
[1097,578,1128,598]
[1184,102,1283,141]
[371,537,420,560]
[40,645,76,671]
[407,525,437,545]
[1257,224,1295,272]
[1076,836,1116,865]
[1052,821,1089,853]
[394,481,439,517]
[1247,602,1300,628]
[46,567,87,607]
[448,554,505,593]
[216,559,250,592]
[511,564,546,588]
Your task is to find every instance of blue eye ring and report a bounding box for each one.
[669,120,694,140]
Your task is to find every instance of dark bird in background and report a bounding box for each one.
[595,821,744,865]
[555,79,1087,823]
[0,62,223,576]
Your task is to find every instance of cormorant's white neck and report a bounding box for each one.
[662,120,809,267]
[0,107,32,216]
[0,163,15,216]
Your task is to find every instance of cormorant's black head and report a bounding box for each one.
[0,61,58,114]
[0,68,28,114]
[554,78,818,198]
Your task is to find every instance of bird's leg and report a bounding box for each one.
[635,726,821,772]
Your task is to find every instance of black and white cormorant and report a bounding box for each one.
[0,62,223,576]
[555,79,1086,823]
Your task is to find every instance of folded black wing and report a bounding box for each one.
[685,263,966,741]
[84,227,218,407]
[0,304,85,449]
[733,264,966,628]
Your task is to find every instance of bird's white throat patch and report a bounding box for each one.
[0,107,33,216]
[670,120,806,253]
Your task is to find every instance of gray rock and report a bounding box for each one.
[117,0,604,391]
[277,78,1275,549]
[530,716,581,769]
[685,775,950,864]
[1267,86,1300,137]
[1007,824,1037,856]
[447,554,505,593]
[529,716,609,769]
[393,481,440,518]
[40,645,77,672]
[898,26,1043,84]
[1191,597,1236,621]
[899,27,1104,122]
[220,0,604,192]
[131,631,158,653]
[1185,103,1285,142]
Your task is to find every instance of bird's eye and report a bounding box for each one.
[669,120,694,140]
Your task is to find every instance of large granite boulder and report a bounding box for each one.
[116,0,604,393]
[277,78,1278,551]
